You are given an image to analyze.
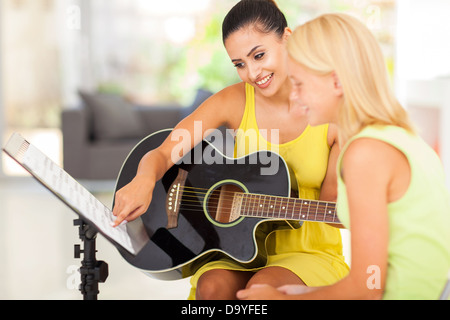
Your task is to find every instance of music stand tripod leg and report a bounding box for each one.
[73,219,109,300]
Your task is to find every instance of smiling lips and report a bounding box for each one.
[255,73,274,88]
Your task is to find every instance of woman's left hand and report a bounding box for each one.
[236,284,285,300]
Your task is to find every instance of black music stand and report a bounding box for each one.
[73,219,109,300]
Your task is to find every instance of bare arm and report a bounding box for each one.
[320,124,344,228]
[238,138,400,300]
[320,124,339,202]
[112,83,245,226]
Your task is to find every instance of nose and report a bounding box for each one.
[289,88,299,102]
[247,62,262,82]
[289,87,306,109]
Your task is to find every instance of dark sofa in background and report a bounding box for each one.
[62,89,213,180]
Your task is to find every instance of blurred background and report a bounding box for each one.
[1,0,450,299]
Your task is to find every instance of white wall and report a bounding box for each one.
[0,1,5,178]
[396,0,450,186]
[396,0,450,82]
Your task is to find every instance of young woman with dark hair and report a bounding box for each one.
[113,0,349,300]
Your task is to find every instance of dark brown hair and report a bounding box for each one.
[222,0,288,43]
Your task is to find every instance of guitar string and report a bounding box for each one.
[174,190,337,216]
[174,198,336,221]
[174,184,336,205]
[172,185,337,210]
[176,191,336,214]
[177,200,336,215]
[167,187,337,220]
[178,199,337,219]
[176,203,338,222]
[177,185,337,207]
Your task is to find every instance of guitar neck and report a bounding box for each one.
[232,193,339,224]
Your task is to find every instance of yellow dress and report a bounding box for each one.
[187,83,349,299]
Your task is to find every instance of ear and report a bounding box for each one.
[283,27,292,41]
[332,72,343,97]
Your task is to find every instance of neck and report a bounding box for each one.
[232,192,340,224]
[260,77,292,109]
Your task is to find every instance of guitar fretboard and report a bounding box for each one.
[236,193,339,223]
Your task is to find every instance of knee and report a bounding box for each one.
[246,271,272,289]
[196,270,229,300]
[196,277,220,300]
[196,269,251,300]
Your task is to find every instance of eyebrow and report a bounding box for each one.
[231,45,262,62]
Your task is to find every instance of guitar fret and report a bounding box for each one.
[306,200,311,221]
[270,197,275,218]
[283,197,288,219]
[258,194,262,217]
[329,203,336,223]
[248,194,254,217]
[298,199,303,219]
[239,193,339,224]
[246,194,251,217]
[291,198,295,219]
[286,198,290,219]
[314,200,319,221]
[242,193,247,217]
[251,194,255,217]
[262,195,267,217]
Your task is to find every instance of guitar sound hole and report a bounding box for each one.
[206,183,244,224]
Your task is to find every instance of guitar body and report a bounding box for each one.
[114,129,292,280]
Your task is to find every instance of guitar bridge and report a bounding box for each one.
[166,168,188,229]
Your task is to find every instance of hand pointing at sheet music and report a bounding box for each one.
[112,174,155,227]
[111,141,183,228]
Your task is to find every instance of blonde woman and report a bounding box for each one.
[238,13,450,300]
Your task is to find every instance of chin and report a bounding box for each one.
[307,114,327,127]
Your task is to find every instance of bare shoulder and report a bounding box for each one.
[196,82,246,129]
[342,137,407,185]
[344,138,404,164]
[216,81,246,100]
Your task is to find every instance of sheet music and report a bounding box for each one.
[3,133,143,255]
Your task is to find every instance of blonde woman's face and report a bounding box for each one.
[224,25,290,97]
[287,56,342,126]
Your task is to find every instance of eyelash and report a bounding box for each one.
[234,52,265,69]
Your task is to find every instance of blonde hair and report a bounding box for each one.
[287,13,414,143]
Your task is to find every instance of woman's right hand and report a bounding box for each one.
[112,174,155,227]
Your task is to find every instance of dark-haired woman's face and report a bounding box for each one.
[224,25,290,97]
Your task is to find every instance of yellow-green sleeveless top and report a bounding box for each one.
[187,83,348,299]
[337,125,450,299]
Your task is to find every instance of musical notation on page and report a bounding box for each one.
[3,133,148,255]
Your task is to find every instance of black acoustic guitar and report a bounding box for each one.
[113,129,339,280]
